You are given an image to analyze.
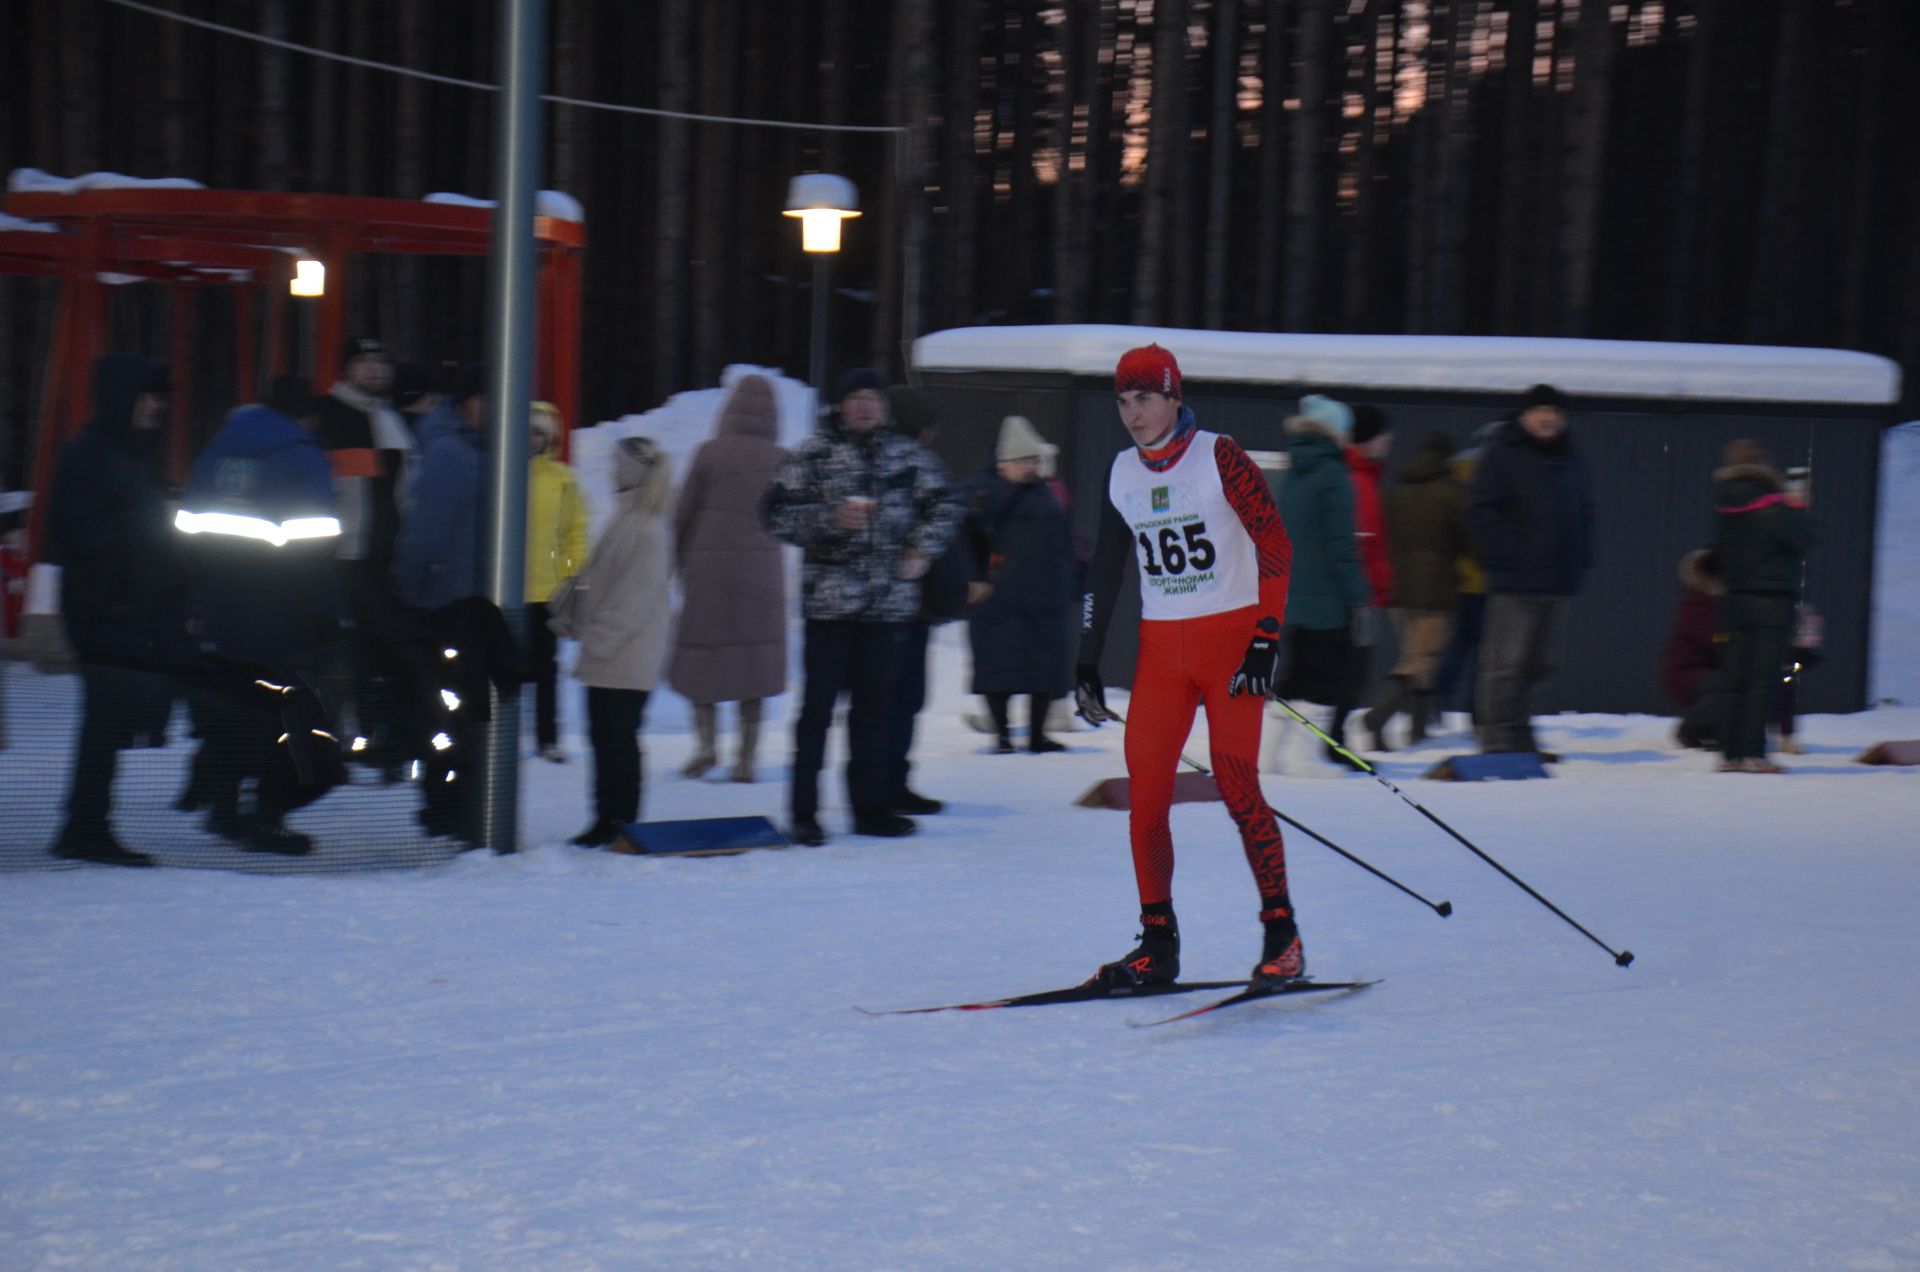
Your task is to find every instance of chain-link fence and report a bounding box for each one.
[1,646,495,874]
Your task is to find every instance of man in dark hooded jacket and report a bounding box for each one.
[1466,384,1595,757]
[47,353,189,866]
[1710,438,1817,771]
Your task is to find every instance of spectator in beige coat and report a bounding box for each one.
[569,437,674,847]
[667,375,789,783]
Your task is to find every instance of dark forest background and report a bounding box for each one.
[3,0,1917,485]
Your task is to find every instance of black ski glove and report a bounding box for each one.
[1228,618,1282,698]
[1074,662,1111,726]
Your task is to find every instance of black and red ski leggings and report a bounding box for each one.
[1123,605,1289,908]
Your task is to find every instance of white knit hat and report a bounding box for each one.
[996,414,1047,463]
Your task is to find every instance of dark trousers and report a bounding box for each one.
[63,664,132,836]
[526,601,558,749]
[1720,593,1795,762]
[1476,594,1565,753]
[586,686,650,825]
[791,619,905,821]
[1677,670,1726,748]
[884,620,931,800]
[63,662,172,839]
[1435,591,1487,717]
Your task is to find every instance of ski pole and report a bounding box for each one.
[1093,703,1446,916]
[1268,806,1452,918]
[1270,695,1635,967]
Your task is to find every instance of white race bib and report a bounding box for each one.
[1107,432,1259,621]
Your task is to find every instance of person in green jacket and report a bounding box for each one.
[1710,438,1817,773]
[1275,396,1373,766]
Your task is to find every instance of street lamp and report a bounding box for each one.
[783,173,859,402]
[290,257,325,297]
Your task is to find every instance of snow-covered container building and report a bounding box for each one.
[911,325,1901,715]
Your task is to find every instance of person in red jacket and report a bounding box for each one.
[1347,405,1395,610]
[1662,549,1724,750]
[1074,344,1305,989]
[1328,404,1395,765]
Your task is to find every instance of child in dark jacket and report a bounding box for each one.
[1662,549,1723,749]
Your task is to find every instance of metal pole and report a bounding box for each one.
[810,252,830,401]
[478,0,545,853]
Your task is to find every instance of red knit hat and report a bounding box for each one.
[1115,344,1182,398]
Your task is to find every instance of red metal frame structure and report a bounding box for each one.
[2,188,587,562]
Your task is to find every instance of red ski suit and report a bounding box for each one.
[1083,421,1294,908]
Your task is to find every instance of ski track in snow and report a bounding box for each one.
[4,618,1918,1271]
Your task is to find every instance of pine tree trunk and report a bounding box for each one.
[1049,0,1086,324]
[1493,0,1538,332]
[1840,0,1890,348]
[1006,5,1042,322]
[654,0,692,399]
[1748,0,1812,343]
[1342,0,1385,329]
[1558,0,1614,336]
[1133,0,1186,324]
[1203,0,1241,329]
[1664,0,1712,339]
[1429,0,1480,333]
[692,3,739,386]
[1257,0,1289,327]
[258,0,292,191]
[944,0,981,326]
[874,0,931,372]
[1078,0,1117,322]
[1283,0,1327,331]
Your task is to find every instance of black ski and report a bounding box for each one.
[858,980,1247,1017]
[1129,978,1380,1028]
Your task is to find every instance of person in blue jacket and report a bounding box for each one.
[174,375,343,854]
[392,365,489,611]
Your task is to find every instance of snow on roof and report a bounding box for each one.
[0,212,57,233]
[8,167,206,193]
[913,325,1902,407]
[422,191,586,223]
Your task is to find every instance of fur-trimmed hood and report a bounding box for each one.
[1712,461,1783,489]
[1677,548,1724,597]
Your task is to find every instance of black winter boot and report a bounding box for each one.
[1089,910,1180,988]
[1251,905,1307,987]
[1407,689,1434,744]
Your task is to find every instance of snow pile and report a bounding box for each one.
[567,364,817,541]
[3,649,1917,1268]
[421,190,586,223]
[0,212,57,233]
[7,167,206,193]
[914,324,1903,406]
[1871,421,1920,704]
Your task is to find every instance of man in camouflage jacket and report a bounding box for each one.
[761,369,961,844]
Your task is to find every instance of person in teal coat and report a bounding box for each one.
[1275,397,1372,763]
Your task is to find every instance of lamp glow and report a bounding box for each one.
[784,206,860,253]
[290,258,325,297]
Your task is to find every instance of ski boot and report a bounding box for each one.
[1250,907,1307,988]
[1088,913,1180,989]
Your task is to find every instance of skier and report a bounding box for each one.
[1075,344,1303,989]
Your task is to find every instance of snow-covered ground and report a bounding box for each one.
[4,616,1918,1270]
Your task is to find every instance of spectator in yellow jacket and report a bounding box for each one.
[525,402,589,762]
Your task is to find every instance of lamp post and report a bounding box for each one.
[783,173,860,404]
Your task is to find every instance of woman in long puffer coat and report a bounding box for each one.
[569,437,674,846]
[963,415,1077,753]
[667,375,789,782]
